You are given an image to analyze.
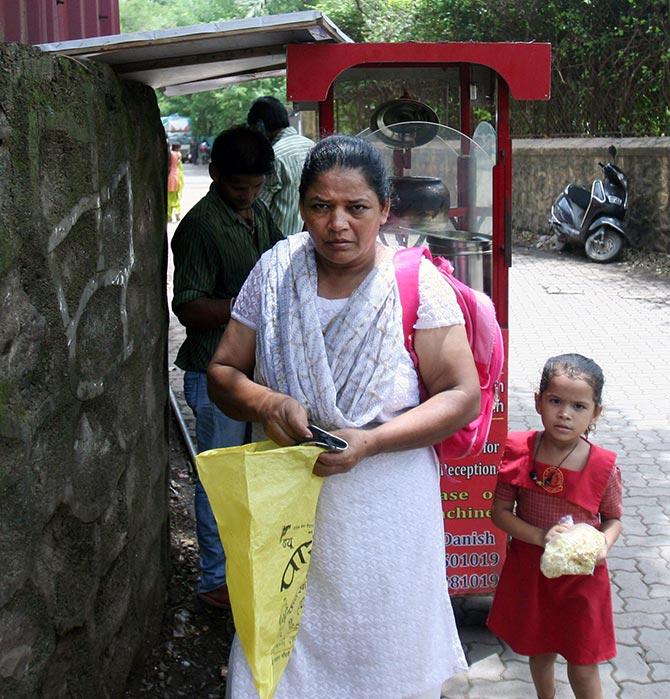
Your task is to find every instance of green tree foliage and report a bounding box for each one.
[156,80,286,138]
[120,0,668,137]
[119,0,308,137]
[237,0,309,18]
[313,0,669,136]
[422,0,669,136]
[119,0,240,32]
[313,0,417,42]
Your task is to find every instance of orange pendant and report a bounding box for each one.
[538,465,564,493]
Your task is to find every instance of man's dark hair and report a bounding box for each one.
[210,125,275,177]
[247,96,290,133]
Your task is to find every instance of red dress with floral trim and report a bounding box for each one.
[487,431,623,664]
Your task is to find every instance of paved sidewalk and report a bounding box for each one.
[168,166,670,698]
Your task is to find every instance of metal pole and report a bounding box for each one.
[169,385,197,472]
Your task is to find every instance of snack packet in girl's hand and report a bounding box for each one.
[540,517,606,578]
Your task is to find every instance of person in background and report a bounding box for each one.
[487,353,623,699]
[208,135,476,697]
[171,125,284,608]
[189,137,199,165]
[246,95,314,236]
[167,143,184,223]
[199,139,211,165]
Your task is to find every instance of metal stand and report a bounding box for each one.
[169,386,197,474]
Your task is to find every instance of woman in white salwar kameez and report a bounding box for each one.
[208,135,479,699]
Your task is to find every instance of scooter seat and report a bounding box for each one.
[567,184,591,210]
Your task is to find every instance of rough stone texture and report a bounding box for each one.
[513,137,670,252]
[0,43,169,697]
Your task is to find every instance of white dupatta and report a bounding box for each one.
[255,232,401,430]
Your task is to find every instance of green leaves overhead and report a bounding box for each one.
[120,0,669,137]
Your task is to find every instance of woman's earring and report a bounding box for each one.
[588,422,597,434]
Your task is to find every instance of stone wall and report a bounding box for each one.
[512,137,670,253]
[0,43,169,696]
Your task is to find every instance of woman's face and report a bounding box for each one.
[300,167,390,269]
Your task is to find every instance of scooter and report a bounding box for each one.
[548,145,630,262]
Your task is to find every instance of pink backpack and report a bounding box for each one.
[393,246,504,461]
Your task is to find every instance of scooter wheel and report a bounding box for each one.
[585,227,624,263]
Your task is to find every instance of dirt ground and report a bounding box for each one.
[123,417,233,699]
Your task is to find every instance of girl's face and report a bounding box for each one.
[534,372,602,444]
[300,167,390,270]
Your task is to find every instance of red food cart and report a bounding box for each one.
[286,42,552,595]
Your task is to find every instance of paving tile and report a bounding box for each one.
[616,612,667,630]
[458,625,501,647]
[619,682,670,698]
[499,643,522,664]
[612,545,660,560]
[611,590,625,614]
[500,659,530,682]
[649,663,670,682]
[465,642,504,667]
[620,519,650,536]
[623,473,653,488]
[608,556,639,572]
[468,678,534,698]
[647,583,670,599]
[464,653,505,681]
[441,671,470,698]
[625,597,670,613]
[612,644,653,682]
[612,570,650,598]
[638,628,670,663]
[637,558,670,585]
[601,669,619,699]
[616,627,639,645]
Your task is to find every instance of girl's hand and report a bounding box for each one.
[544,522,572,545]
[312,428,376,477]
[259,393,311,446]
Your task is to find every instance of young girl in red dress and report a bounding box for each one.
[487,353,623,699]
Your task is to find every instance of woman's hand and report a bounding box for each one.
[312,428,376,477]
[259,393,311,446]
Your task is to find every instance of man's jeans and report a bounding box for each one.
[183,371,246,593]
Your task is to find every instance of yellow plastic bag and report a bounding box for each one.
[196,440,324,699]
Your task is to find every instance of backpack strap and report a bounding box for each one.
[393,247,433,400]
[393,246,432,350]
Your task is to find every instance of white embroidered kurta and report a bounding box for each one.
[228,249,467,698]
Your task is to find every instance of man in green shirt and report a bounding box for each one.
[172,125,284,608]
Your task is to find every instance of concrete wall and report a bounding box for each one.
[513,137,670,253]
[0,43,169,696]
